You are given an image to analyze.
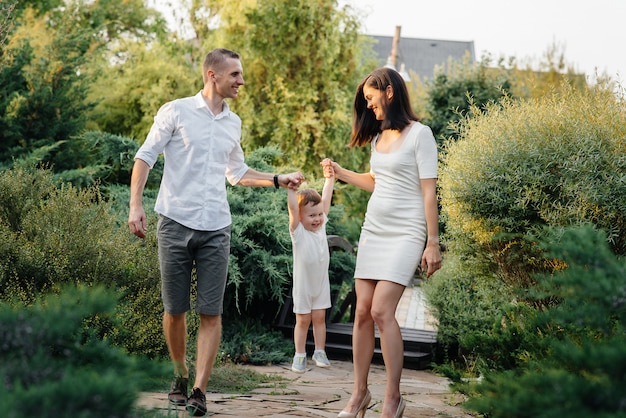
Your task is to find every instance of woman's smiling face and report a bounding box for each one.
[363,84,387,120]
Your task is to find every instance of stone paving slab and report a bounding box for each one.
[137,360,475,417]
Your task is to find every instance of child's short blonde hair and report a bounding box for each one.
[297,188,322,211]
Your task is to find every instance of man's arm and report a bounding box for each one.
[237,168,304,190]
[128,159,151,239]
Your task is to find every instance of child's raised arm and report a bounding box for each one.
[287,187,300,232]
[321,158,335,215]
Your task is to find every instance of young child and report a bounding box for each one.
[288,159,335,373]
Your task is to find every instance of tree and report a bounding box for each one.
[0,7,92,164]
[0,0,166,168]
[87,39,200,142]
[189,0,373,176]
[422,54,516,145]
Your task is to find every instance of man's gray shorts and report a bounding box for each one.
[157,216,231,316]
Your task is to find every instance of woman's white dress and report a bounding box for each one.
[353,122,438,286]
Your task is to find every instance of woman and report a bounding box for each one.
[325,67,442,418]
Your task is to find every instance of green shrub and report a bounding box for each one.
[429,82,626,371]
[423,251,515,370]
[440,83,626,273]
[465,225,626,417]
[0,165,129,295]
[53,130,140,187]
[0,285,165,418]
[0,164,166,358]
[0,164,57,233]
[218,319,292,365]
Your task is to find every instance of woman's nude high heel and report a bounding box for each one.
[337,390,371,418]
[393,396,406,418]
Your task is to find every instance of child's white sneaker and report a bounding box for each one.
[312,350,331,368]
[291,355,307,373]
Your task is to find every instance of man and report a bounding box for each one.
[128,48,303,417]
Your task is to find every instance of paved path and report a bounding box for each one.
[137,359,474,417]
[137,287,469,416]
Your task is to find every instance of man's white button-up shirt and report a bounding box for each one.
[134,91,249,231]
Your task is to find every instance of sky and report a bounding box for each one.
[342,0,625,84]
[151,0,625,85]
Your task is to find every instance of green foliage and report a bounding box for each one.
[427,81,626,379]
[55,131,141,187]
[204,0,372,176]
[422,55,516,144]
[0,163,57,232]
[422,251,514,368]
[440,83,626,287]
[0,0,166,169]
[0,164,166,358]
[219,319,292,365]
[465,225,626,417]
[0,13,92,164]
[0,284,166,418]
[87,39,200,141]
[1,176,125,292]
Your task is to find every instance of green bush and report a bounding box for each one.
[465,225,626,417]
[0,164,166,358]
[422,250,515,370]
[429,82,626,371]
[53,130,141,187]
[0,165,128,295]
[0,285,165,418]
[439,83,626,289]
[0,147,356,367]
[218,319,292,365]
[423,55,515,144]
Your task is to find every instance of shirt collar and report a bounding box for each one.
[194,91,231,118]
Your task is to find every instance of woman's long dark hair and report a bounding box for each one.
[349,67,418,147]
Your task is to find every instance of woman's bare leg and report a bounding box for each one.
[371,281,405,418]
[341,279,376,413]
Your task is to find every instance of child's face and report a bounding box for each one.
[299,202,324,232]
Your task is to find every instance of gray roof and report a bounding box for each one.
[369,35,476,81]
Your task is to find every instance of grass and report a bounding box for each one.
[207,363,289,394]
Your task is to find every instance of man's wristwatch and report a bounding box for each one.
[273,174,280,189]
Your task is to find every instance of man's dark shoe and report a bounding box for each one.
[186,387,207,416]
[168,376,188,406]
